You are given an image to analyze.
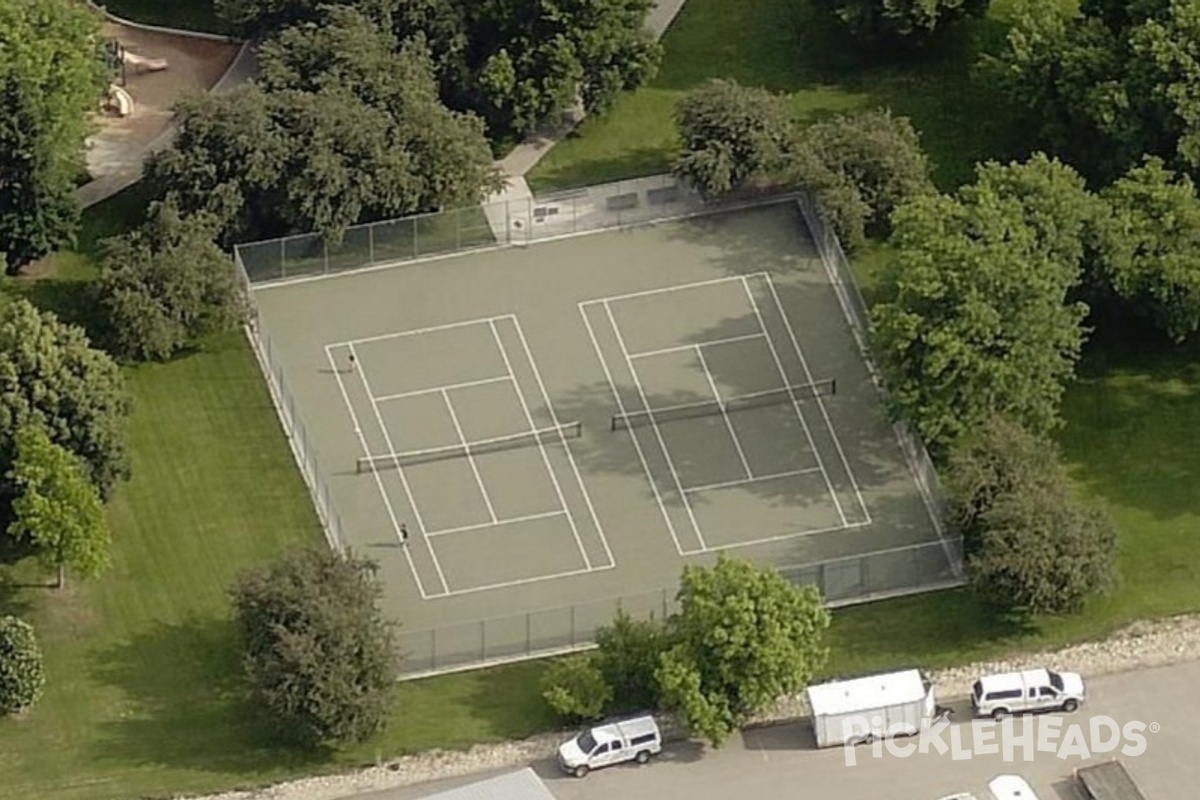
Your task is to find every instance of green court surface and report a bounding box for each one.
[249,201,956,672]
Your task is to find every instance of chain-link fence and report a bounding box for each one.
[234,175,714,284]
[795,192,959,577]
[397,537,964,677]
[233,250,347,554]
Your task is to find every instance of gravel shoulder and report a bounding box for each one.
[187,613,1200,800]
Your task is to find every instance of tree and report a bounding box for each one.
[869,161,1090,454]
[230,546,397,749]
[259,9,499,219]
[593,610,667,713]
[7,426,111,588]
[0,0,108,274]
[143,85,288,244]
[541,654,612,722]
[656,556,830,746]
[97,203,246,362]
[994,0,1200,184]
[673,79,791,198]
[946,417,1116,615]
[1095,157,1200,342]
[0,299,130,498]
[785,109,934,250]
[0,617,45,715]
[813,0,989,42]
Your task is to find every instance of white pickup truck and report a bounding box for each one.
[557,715,662,778]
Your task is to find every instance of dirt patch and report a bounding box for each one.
[87,22,240,181]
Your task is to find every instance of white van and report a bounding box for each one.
[557,715,662,777]
[971,668,1085,719]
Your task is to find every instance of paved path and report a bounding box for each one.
[488,0,689,211]
[352,660,1197,800]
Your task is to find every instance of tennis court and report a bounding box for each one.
[246,198,956,669]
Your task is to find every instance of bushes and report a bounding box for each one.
[0,617,45,715]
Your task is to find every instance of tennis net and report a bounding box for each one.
[611,378,836,431]
[356,421,582,473]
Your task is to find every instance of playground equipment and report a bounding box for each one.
[122,50,169,72]
[104,84,133,117]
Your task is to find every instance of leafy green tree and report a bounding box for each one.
[0,0,108,274]
[813,0,989,42]
[994,0,1200,184]
[593,610,667,712]
[216,0,398,34]
[230,546,397,749]
[0,300,130,498]
[541,654,612,722]
[259,8,499,217]
[870,161,1090,454]
[143,85,288,243]
[1095,157,1200,342]
[656,556,830,746]
[0,617,45,715]
[785,109,933,250]
[947,417,1116,615]
[96,203,246,362]
[673,79,791,198]
[7,426,111,589]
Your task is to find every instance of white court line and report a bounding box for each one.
[488,319,591,571]
[327,314,511,349]
[323,344,431,599]
[683,466,823,495]
[580,273,749,306]
[628,332,765,360]
[694,344,753,480]
[375,375,511,403]
[429,562,616,599]
[440,389,498,524]
[603,300,708,552]
[349,342,452,594]
[508,315,616,570]
[577,303,685,557]
[425,510,565,538]
[760,274,871,524]
[738,276,848,528]
[679,519,873,556]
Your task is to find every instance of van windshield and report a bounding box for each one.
[1048,671,1064,691]
[577,732,597,753]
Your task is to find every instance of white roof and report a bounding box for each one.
[980,669,1051,692]
[988,775,1041,800]
[806,669,928,716]
[417,769,556,800]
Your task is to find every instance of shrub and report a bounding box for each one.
[541,654,612,722]
[0,617,45,715]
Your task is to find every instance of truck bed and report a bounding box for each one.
[1076,760,1147,800]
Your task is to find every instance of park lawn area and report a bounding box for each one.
[97,0,225,35]
[528,0,1033,193]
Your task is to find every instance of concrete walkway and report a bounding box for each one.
[489,0,689,208]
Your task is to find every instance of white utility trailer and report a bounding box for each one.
[807,668,946,748]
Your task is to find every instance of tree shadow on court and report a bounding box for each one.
[86,614,326,777]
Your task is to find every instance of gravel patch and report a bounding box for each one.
[185,614,1200,800]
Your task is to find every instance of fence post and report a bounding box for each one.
[479,620,486,661]
[570,604,575,646]
[526,612,531,656]
[430,628,437,673]
[323,238,330,274]
[280,237,286,280]
[412,217,419,260]
[456,207,462,251]
[369,223,375,266]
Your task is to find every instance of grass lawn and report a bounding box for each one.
[96,0,225,35]
[528,0,1034,193]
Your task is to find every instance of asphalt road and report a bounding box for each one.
[361,660,1200,800]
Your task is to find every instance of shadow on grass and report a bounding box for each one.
[1058,320,1200,521]
[87,615,324,777]
[527,147,673,195]
[825,588,1034,676]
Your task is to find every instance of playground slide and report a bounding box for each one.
[107,85,133,117]
[122,51,168,72]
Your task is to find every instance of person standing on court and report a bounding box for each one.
[348,351,356,373]
[399,523,408,546]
